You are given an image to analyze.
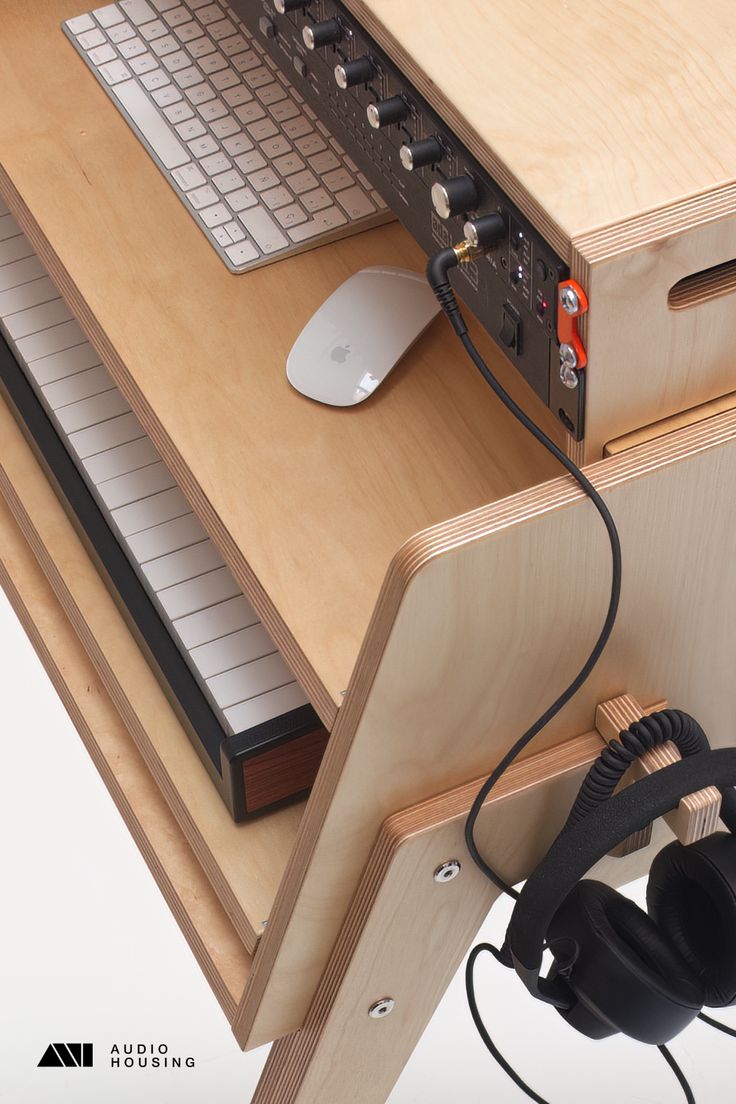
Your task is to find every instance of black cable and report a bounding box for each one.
[426,248,622,898]
[467,944,697,1103]
[698,1012,736,1038]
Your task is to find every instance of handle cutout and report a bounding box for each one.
[668,258,736,311]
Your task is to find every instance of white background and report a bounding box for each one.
[1,588,735,1104]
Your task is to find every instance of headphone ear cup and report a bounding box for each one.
[548,879,704,1044]
[647,832,736,1007]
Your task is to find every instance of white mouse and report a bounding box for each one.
[286,266,441,406]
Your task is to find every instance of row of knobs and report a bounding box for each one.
[270,2,482,220]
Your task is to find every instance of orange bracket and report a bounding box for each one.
[557,279,589,370]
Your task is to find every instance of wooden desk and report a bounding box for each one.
[3,4,736,1104]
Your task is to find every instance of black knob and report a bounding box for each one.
[431,175,478,219]
[366,95,408,129]
[273,0,310,13]
[463,213,505,249]
[303,19,341,49]
[399,137,443,171]
[334,56,375,89]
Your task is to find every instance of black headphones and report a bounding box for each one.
[503,714,736,1048]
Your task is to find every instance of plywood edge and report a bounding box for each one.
[0,166,337,727]
[0,493,251,1025]
[0,394,302,955]
[604,391,736,457]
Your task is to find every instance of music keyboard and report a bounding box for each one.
[0,200,328,819]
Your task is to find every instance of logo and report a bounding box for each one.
[330,344,351,364]
[38,1043,93,1068]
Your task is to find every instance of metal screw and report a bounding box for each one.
[560,286,580,315]
[434,859,462,883]
[368,998,395,1019]
[559,344,579,389]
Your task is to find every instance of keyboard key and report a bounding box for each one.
[96,461,176,510]
[201,151,231,174]
[197,3,225,25]
[0,275,58,317]
[211,69,240,91]
[141,68,171,91]
[163,4,193,27]
[187,183,219,209]
[289,169,318,195]
[55,388,130,434]
[294,132,326,157]
[234,149,265,174]
[4,298,73,341]
[309,149,340,174]
[139,17,168,39]
[212,169,244,194]
[151,0,180,8]
[222,132,253,156]
[186,82,215,104]
[323,167,354,193]
[30,342,100,386]
[247,167,279,192]
[77,29,106,49]
[336,185,376,220]
[190,623,275,680]
[222,85,252,107]
[188,135,219,158]
[173,594,258,650]
[163,100,194,123]
[174,65,205,88]
[141,539,224,592]
[256,82,287,106]
[225,240,259,266]
[111,79,190,168]
[220,34,248,55]
[281,114,311,137]
[108,22,136,43]
[226,187,257,212]
[212,225,233,246]
[275,203,307,229]
[200,51,228,75]
[130,52,159,75]
[67,14,96,33]
[231,50,260,73]
[69,411,146,459]
[273,152,305,177]
[261,185,293,211]
[186,36,216,59]
[261,134,291,158]
[0,235,35,267]
[151,32,180,55]
[224,220,245,241]
[175,117,205,140]
[172,162,207,190]
[119,0,157,24]
[43,365,114,410]
[153,84,182,106]
[162,48,191,71]
[16,319,87,363]
[158,565,240,619]
[84,437,160,484]
[247,118,278,142]
[175,21,204,43]
[224,682,307,733]
[118,36,147,58]
[199,203,229,227]
[238,207,287,253]
[287,205,347,242]
[198,99,229,122]
[235,101,265,125]
[208,18,236,40]
[270,100,300,123]
[126,512,207,563]
[111,486,191,538]
[207,652,293,709]
[93,5,125,28]
[210,116,240,139]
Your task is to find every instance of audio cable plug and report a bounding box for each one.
[426,214,505,334]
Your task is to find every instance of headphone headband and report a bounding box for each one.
[506,748,736,1000]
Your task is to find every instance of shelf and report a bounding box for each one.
[0,488,252,1024]
[0,1,562,724]
[0,394,302,956]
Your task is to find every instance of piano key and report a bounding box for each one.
[95,460,176,510]
[0,197,8,217]
[140,538,224,591]
[29,342,101,386]
[206,651,294,709]
[42,365,115,410]
[110,485,190,537]
[3,298,74,341]
[0,235,35,268]
[173,593,258,649]
[15,320,88,363]
[0,214,21,241]
[224,681,308,733]
[68,410,146,459]
[54,388,131,434]
[0,255,46,294]
[190,622,275,679]
[157,564,240,619]
[83,436,160,483]
[0,277,60,318]
[126,511,207,562]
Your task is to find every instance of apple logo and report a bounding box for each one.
[330,344,351,364]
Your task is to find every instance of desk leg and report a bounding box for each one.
[251,731,610,1104]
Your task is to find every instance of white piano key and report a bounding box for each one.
[28,342,101,386]
[15,320,88,364]
[0,197,8,217]
[54,388,131,434]
[206,652,293,710]
[110,485,190,537]
[0,255,46,295]
[126,511,207,563]
[0,235,35,268]
[95,461,176,510]
[68,410,146,459]
[224,681,308,733]
[190,622,275,680]
[156,565,240,620]
[42,364,115,410]
[173,594,258,650]
[0,214,21,242]
[140,539,224,591]
[2,297,73,341]
[0,277,59,319]
[83,436,160,484]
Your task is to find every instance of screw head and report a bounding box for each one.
[368,998,395,1019]
[559,344,579,389]
[560,286,580,315]
[434,859,462,883]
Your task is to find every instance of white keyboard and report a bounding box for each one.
[0,202,308,736]
[62,0,392,272]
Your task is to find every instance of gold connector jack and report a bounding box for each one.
[452,239,479,265]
